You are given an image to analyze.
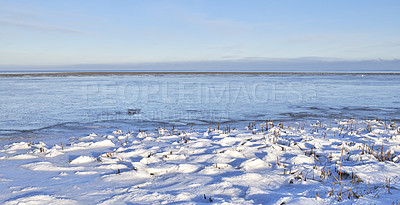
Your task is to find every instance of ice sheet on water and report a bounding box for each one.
[1,74,400,140]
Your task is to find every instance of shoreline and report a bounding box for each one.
[1,71,400,77]
[0,118,399,204]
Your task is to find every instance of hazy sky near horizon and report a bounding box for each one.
[1,0,400,67]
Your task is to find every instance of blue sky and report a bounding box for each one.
[0,0,399,69]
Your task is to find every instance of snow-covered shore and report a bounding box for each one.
[0,119,399,204]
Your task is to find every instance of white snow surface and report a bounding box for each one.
[0,120,399,204]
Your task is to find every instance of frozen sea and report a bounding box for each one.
[1,72,400,204]
[1,73,400,141]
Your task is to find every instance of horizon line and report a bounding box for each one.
[1,71,400,77]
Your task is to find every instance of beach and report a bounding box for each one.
[0,73,400,204]
[0,118,399,204]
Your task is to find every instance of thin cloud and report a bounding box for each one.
[0,19,83,34]
[358,40,400,50]
[151,2,251,36]
[195,18,250,36]
[1,58,399,72]
[207,44,244,50]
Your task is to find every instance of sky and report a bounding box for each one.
[0,0,400,70]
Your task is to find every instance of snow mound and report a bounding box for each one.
[22,162,84,171]
[70,156,96,164]
[178,164,199,173]
[240,158,271,171]
[4,195,78,205]
[7,154,38,160]
[4,142,31,151]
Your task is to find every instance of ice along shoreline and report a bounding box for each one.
[0,118,399,204]
[1,71,400,77]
